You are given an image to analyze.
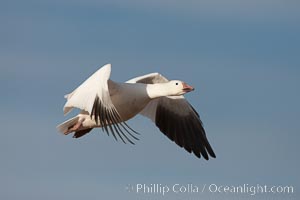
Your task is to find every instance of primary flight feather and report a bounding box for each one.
[57,64,216,159]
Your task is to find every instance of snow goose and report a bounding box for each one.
[57,64,216,159]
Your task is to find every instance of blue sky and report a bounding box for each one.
[1,0,300,199]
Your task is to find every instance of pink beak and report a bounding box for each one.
[182,82,195,92]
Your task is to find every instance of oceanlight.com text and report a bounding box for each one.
[125,183,294,196]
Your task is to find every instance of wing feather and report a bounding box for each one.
[62,64,139,144]
[154,97,215,159]
[63,64,112,115]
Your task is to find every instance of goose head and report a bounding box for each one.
[167,80,195,96]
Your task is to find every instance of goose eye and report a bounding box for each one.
[175,82,178,85]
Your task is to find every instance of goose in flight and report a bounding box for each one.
[57,64,216,159]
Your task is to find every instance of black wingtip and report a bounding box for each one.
[192,149,217,160]
[202,153,209,160]
[91,96,140,144]
[210,153,216,158]
[193,151,201,158]
[206,145,216,158]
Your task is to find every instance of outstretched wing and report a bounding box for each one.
[126,72,169,84]
[128,73,216,159]
[63,64,139,144]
